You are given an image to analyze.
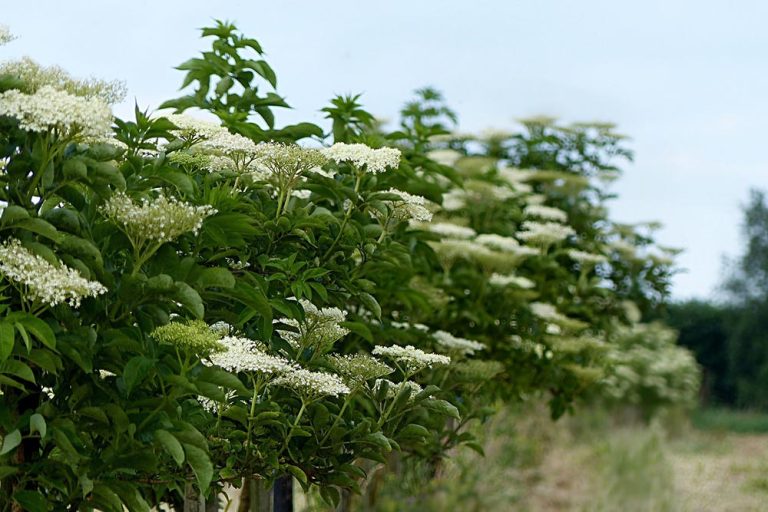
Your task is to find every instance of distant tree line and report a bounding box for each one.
[658,189,768,409]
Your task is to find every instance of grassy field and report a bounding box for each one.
[295,406,768,512]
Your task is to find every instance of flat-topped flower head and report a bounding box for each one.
[488,273,535,289]
[383,188,433,222]
[0,238,107,308]
[101,192,216,244]
[206,336,294,375]
[530,302,569,324]
[272,367,350,399]
[523,204,568,223]
[424,222,476,239]
[0,57,126,104]
[476,234,520,252]
[151,320,223,355]
[372,344,451,373]
[566,249,607,266]
[327,354,393,386]
[432,330,485,355]
[323,142,401,174]
[0,86,113,138]
[516,221,575,246]
[252,142,327,183]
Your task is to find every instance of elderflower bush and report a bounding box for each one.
[0,20,685,512]
[597,322,701,418]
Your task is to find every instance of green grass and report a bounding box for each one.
[692,407,768,433]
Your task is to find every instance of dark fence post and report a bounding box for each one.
[273,475,293,512]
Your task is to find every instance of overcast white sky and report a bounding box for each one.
[4,1,767,299]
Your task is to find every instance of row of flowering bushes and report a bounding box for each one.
[0,22,697,511]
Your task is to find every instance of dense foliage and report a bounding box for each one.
[0,21,690,510]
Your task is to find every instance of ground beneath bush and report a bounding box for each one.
[524,428,768,512]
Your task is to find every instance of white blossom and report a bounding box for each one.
[523,204,568,223]
[323,142,401,174]
[0,238,107,308]
[272,367,350,398]
[516,221,575,246]
[207,336,294,375]
[0,25,15,46]
[488,273,535,289]
[384,188,433,222]
[432,330,485,355]
[530,302,569,324]
[372,344,451,372]
[567,249,607,266]
[427,149,462,166]
[476,234,520,252]
[423,222,476,239]
[101,192,216,244]
[0,86,113,138]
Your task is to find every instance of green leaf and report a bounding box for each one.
[423,399,461,420]
[0,322,14,361]
[194,267,235,289]
[12,490,49,512]
[0,205,30,224]
[123,355,154,395]
[155,430,185,466]
[92,484,125,512]
[340,321,373,342]
[197,366,248,394]
[11,314,55,350]
[358,292,381,320]
[13,218,60,241]
[183,443,213,491]
[286,465,308,488]
[0,429,21,455]
[173,282,204,318]
[0,466,18,479]
[0,360,35,384]
[29,413,46,439]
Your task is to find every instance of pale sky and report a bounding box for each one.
[4,1,767,299]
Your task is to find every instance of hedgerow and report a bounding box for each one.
[0,21,694,511]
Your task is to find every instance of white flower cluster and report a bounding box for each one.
[273,368,350,398]
[252,142,328,184]
[327,354,393,384]
[476,234,520,252]
[0,57,127,104]
[426,149,462,166]
[384,188,433,222]
[423,222,476,239]
[372,344,451,372]
[0,25,16,46]
[276,299,349,352]
[197,389,237,414]
[567,249,607,266]
[516,221,575,246]
[488,273,535,289]
[441,189,466,211]
[530,302,570,324]
[0,238,107,308]
[0,85,113,138]
[207,336,294,375]
[523,204,568,223]
[101,192,216,244]
[432,330,485,355]
[323,142,401,174]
